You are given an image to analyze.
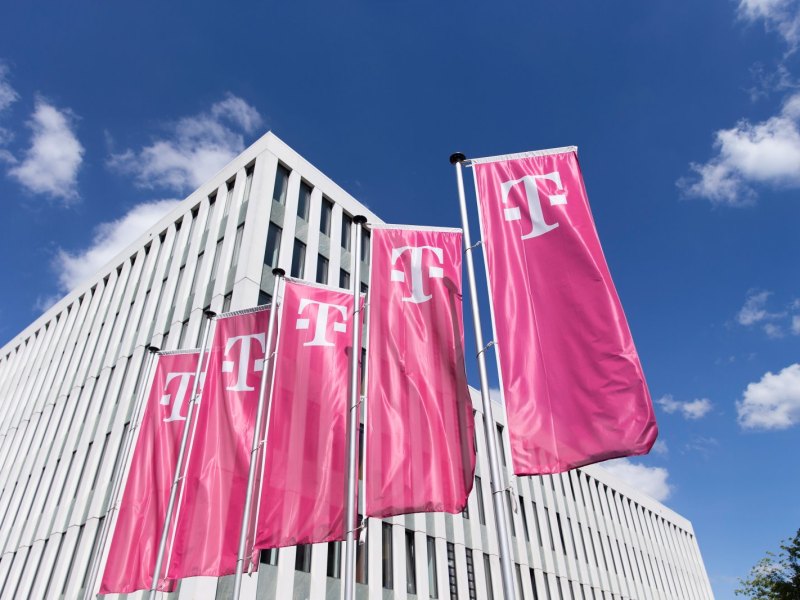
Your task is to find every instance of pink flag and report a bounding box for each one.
[254,279,354,548]
[100,350,199,594]
[472,148,657,475]
[166,307,270,580]
[365,226,475,517]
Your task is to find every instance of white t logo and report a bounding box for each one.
[222,333,266,391]
[501,171,567,239]
[296,299,348,347]
[160,371,196,423]
[390,246,444,304]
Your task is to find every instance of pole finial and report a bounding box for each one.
[203,309,217,319]
[353,215,368,225]
[272,267,286,277]
[449,152,467,165]
[146,344,160,354]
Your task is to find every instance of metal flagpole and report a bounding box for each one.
[81,344,161,600]
[233,268,285,598]
[450,153,517,600]
[149,309,216,599]
[342,215,367,600]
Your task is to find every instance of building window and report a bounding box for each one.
[298,181,312,221]
[339,269,350,290]
[222,178,235,218]
[496,424,506,466]
[532,501,543,547]
[545,507,556,552]
[260,549,278,566]
[242,165,254,205]
[361,229,371,263]
[406,530,417,594]
[515,564,524,600]
[341,213,352,250]
[291,239,306,278]
[295,544,312,573]
[506,493,516,538]
[222,292,233,313]
[475,477,486,525]
[327,541,342,578]
[427,536,439,599]
[264,223,282,268]
[484,554,494,600]
[465,549,477,600]
[258,290,271,306]
[529,568,540,600]
[316,255,329,285]
[382,523,393,589]
[446,542,457,600]
[273,164,290,205]
[320,198,333,236]
[519,495,530,541]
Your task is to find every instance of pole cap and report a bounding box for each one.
[353,215,368,225]
[449,152,467,165]
[146,344,160,354]
[272,267,286,277]
[203,309,217,319]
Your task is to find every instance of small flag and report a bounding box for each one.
[100,350,199,594]
[365,225,476,517]
[472,147,657,475]
[255,279,355,548]
[167,307,270,580]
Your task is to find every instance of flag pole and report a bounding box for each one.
[149,310,216,599]
[81,343,161,600]
[343,215,367,600]
[450,153,517,600]
[233,268,285,598]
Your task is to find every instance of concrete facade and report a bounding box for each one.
[0,132,714,599]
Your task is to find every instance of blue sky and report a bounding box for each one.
[1,1,799,597]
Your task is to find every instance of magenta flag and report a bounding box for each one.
[100,350,199,594]
[365,226,475,518]
[166,307,270,581]
[254,279,354,548]
[473,147,657,475]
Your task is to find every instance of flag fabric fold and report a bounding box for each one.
[254,278,354,548]
[100,350,199,595]
[365,225,476,518]
[472,147,657,475]
[166,307,270,580]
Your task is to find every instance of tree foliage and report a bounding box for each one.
[737,529,800,599]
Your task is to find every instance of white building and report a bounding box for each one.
[0,132,714,600]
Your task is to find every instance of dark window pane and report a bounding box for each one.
[320,198,333,236]
[273,164,290,204]
[406,530,417,594]
[291,239,306,278]
[341,213,353,250]
[316,255,329,284]
[298,181,312,221]
[339,269,350,290]
[382,523,393,589]
[427,536,439,599]
[264,223,282,268]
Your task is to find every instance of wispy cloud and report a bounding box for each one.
[682,436,719,459]
[652,439,669,455]
[108,94,263,193]
[678,92,800,205]
[656,394,714,420]
[53,199,180,292]
[737,363,800,429]
[735,289,799,337]
[0,62,18,152]
[6,99,84,203]
[738,0,800,50]
[601,458,672,502]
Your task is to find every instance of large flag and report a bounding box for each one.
[100,350,200,594]
[166,307,270,581]
[472,147,657,475]
[254,279,354,548]
[365,225,476,517]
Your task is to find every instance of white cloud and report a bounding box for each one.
[679,92,800,205]
[656,395,713,419]
[764,322,785,337]
[737,363,800,429]
[652,439,669,455]
[54,199,180,291]
[7,99,84,203]
[109,94,263,193]
[601,458,672,502]
[792,314,800,334]
[0,62,17,112]
[738,290,781,324]
[739,0,800,49]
